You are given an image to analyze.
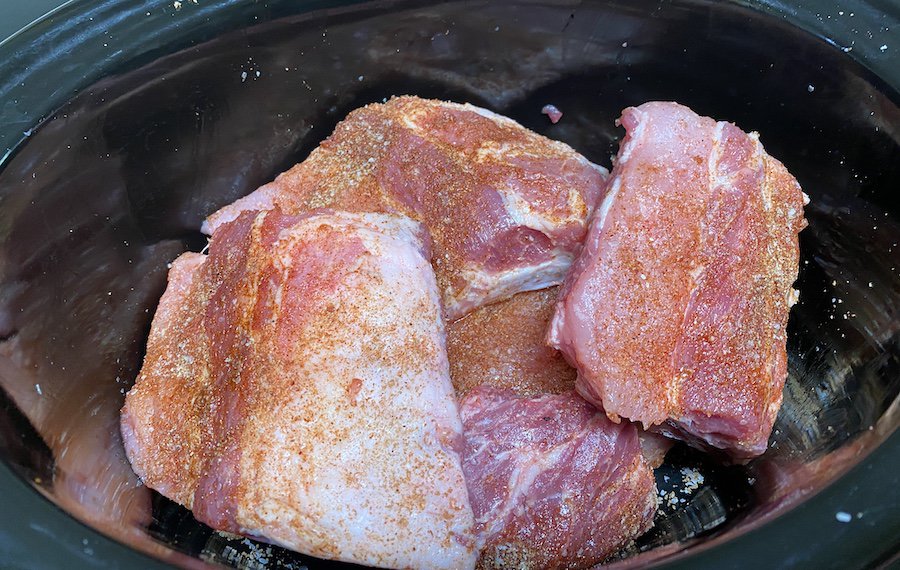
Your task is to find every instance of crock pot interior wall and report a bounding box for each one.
[0,0,898,568]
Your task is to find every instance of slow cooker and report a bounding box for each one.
[0,1,897,568]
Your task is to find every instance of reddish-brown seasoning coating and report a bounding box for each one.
[548,102,808,459]
[203,96,607,319]
[122,210,477,569]
[446,286,575,398]
[461,387,658,569]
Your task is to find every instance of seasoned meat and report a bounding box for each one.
[548,102,808,459]
[447,286,575,398]
[460,387,658,569]
[203,96,607,319]
[122,210,476,570]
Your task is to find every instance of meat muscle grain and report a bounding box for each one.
[203,96,607,319]
[548,102,808,459]
[461,387,658,569]
[121,210,476,569]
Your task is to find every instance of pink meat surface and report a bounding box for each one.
[122,209,476,569]
[541,104,563,124]
[548,102,808,459]
[203,96,607,319]
[461,387,658,569]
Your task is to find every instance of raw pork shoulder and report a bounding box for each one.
[461,387,658,569]
[447,286,575,398]
[548,102,808,459]
[121,210,476,570]
[203,96,607,319]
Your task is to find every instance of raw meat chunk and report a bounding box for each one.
[446,286,575,398]
[122,209,476,570]
[203,96,607,319]
[461,387,658,569]
[548,102,808,459]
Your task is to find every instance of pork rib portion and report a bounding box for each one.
[447,286,576,398]
[203,96,607,319]
[121,210,476,570]
[461,387,658,569]
[548,102,808,459]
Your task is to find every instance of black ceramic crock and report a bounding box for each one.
[0,1,897,568]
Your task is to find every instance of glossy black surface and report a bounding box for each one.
[0,0,64,43]
[0,0,897,568]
